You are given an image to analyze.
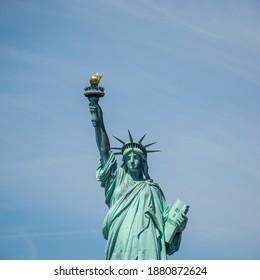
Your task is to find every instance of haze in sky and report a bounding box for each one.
[1,0,260,259]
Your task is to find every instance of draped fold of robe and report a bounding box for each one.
[96,152,182,260]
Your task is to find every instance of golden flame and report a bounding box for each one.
[90,73,103,85]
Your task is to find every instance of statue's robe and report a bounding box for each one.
[96,152,182,260]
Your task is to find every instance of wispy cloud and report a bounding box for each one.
[0,229,99,240]
[101,0,260,85]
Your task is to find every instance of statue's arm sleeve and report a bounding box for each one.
[166,232,182,255]
[96,152,118,204]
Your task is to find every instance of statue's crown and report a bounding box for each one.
[111,130,161,156]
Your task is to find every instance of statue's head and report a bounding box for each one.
[122,148,148,179]
[124,151,143,171]
[112,130,161,180]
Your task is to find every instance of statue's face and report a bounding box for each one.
[125,152,142,172]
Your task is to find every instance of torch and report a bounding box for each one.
[84,73,105,125]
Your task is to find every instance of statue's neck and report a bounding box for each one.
[127,170,144,181]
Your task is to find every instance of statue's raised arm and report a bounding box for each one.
[89,101,110,163]
[85,73,110,164]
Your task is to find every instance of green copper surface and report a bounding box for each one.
[86,74,189,260]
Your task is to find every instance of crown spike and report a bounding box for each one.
[128,130,134,142]
[138,133,147,143]
[113,132,160,157]
[144,141,157,148]
[147,150,162,153]
[113,135,125,145]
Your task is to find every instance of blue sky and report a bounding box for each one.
[1,0,260,260]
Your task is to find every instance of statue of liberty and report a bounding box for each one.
[85,73,189,260]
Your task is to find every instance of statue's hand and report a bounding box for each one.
[89,101,102,127]
[176,213,188,232]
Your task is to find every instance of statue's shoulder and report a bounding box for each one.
[146,179,158,186]
[146,179,165,199]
